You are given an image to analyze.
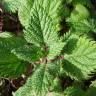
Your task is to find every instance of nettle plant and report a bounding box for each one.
[1,0,96,96]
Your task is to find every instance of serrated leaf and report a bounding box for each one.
[18,0,63,60]
[24,4,60,46]
[3,0,21,12]
[18,0,62,27]
[47,41,64,59]
[24,1,64,59]
[70,4,89,21]
[63,36,96,80]
[0,60,27,78]
[0,32,27,78]
[37,0,62,27]
[13,61,60,96]
[12,44,44,62]
[18,0,34,27]
[63,34,79,54]
[64,86,86,96]
[67,19,95,34]
[66,4,96,34]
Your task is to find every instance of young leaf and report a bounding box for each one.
[38,0,62,27]
[24,1,64,59]
[24,4,59,46]
[18,0,62,27]
[69,4,90,21]
[47,40,64,59]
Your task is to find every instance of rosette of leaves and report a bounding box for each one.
[1,0,96,96]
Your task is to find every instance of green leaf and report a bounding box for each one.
[66,4,94,34]
[46,92,63,96]
[19,0,64,59]
[50,77,62,92]
[19,0,64,60]
[18,0,62,27]
[0,32,14,38]
[38,0,62,27]
[3,0,21,12]
[24,1,64,59]
[67,19,96,34]
[87,81,96,96]
[24,2,59,45]
[0,32,27,78]
[72,0,91,7]
[0,60,27,78]
[64,86,86,96]
[63,33,79,54]
[63,35,96,80]
[13,61,60,96]
[70,4,90,21]
[18,0,35,27]
[47,41,64,59]
[0,32,26,51]
[12,44,44,62]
